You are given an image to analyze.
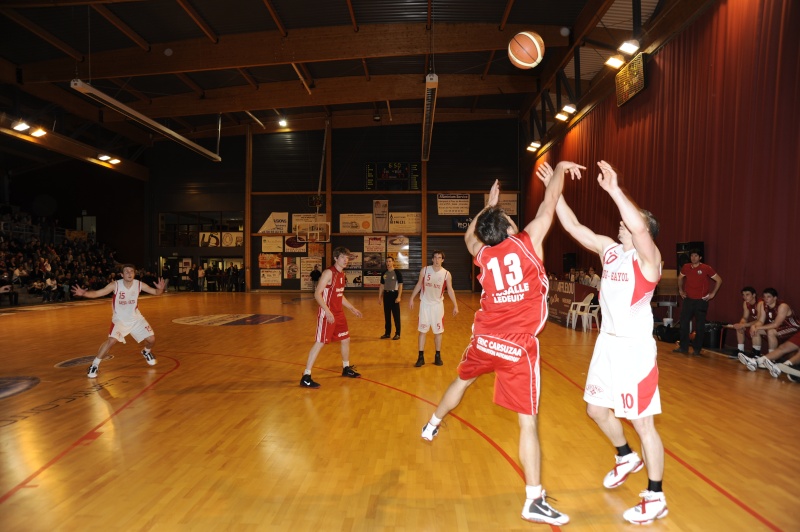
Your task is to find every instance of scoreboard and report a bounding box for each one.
[365,162,420,190]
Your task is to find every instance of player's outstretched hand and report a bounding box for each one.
[535,162,554,186]
[487,179,500,207]
[155,277,166,292]
[71,284,86,297]
[556,161,586,180]
[596,160,619,191]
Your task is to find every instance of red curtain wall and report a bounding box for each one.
[529,0,800,324]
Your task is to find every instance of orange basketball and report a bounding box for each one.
[508,31,545,70]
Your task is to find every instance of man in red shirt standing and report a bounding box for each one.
[673,250,723,355]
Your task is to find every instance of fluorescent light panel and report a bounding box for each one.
[605,55,625,69]
[70,79,221,162]
[618,40,640,55]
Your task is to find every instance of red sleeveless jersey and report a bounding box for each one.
[473,231,548,335]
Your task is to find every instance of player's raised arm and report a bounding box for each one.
[596,160,660,269]
[464,179,502,257]
[71,281,115,299]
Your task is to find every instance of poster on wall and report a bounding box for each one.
[364,236,385,253]
[482,193,518,215]
[373,200,389,232]
[200,232,221,247]
[340,213,373,233]
[260,269,282,286]
[387,251,409,270]
[363,270,382,289]
[389,212,421,233]
[387,236,408,253]
[258,253,282,269]
[261,236,283,252]
[292,213,325,233]
[437,193,470,215]
[308,243,325,258]
[363,252,384,270]
[284,257,299,279]
[345,270,363,288]
[258,212,289,233]
[301,257,323,291]
[221,232,243,247]
[345,251,362,269]
[284,235,307,253]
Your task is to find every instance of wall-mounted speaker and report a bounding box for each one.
[563,252,577,274]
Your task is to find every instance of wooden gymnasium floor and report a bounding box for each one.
[0,291,795,532]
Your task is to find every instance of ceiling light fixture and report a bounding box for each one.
[421,73,439,162]
[618,40,640,55]
[70,79,221,162]
[605,55,626,69]
[530,140,541,149]
[12,120,30,132]
[109,158,121,165]
[98,154,111,161]
[30,127,47,137]
[555,112,569,122]
[278,118,287,127]
[562,104,577,114]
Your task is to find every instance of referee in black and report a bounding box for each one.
[378,256,403,340]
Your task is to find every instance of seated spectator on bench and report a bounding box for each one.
[731,286,762,357]
[752,332,800,382]
[739,288,800,370]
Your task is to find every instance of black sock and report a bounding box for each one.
[647,479,663,493]
[616,443,633,457]
[419,351,424,357]
[435,351,441,357]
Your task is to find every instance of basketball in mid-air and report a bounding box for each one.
[508,31,545,69]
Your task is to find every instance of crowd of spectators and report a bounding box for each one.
[0,211,135,304]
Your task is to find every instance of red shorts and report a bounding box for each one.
[315,310,350,343]
[775,318,800,342]
[785,330,800,347]
[458,333,540,415]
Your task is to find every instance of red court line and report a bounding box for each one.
[0,356,182,505]
[542,357,782,532]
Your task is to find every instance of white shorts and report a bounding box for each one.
[108,315,154,344]
[418,301,445,334]
[584,333,661,419]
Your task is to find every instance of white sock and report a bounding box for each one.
[343,361,350,368]
[93,357,102,366]
[429,414,442,426]
[304,369,311,375]
[754,346,761,352]
[738,343,745,351]
[526,484,543,500]
[143,347,151,354]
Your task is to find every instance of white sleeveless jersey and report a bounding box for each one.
[112,279,143,324]
[599,244,660,338]
[419,266,449,305]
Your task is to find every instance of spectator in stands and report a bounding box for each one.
[587,266,601,289]
[0,272,19,305]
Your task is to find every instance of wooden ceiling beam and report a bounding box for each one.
[105,73,537,119]
[176,0,218,44]
[92,4,150,51]
[0,8,84,62]
[19,23,568,83]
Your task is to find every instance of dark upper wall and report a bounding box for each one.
[8,159,145,264]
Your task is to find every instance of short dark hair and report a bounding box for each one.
[332,247,350,260]
[475,206,512,246]
[431,249,445,260]
[640,209,660,239]
[689,248,702,257]
[742,286,756,295]
[120,263,136,272]
[763,287,778,297]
